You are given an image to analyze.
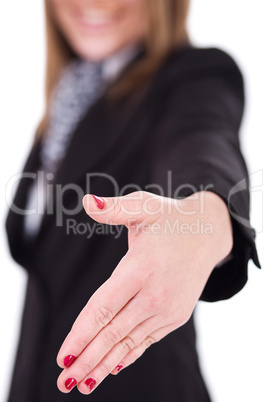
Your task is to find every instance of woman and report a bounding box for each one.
[5,0,261,401]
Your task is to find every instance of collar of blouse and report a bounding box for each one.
[100,41,142,83]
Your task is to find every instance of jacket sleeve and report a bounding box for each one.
[150,47,261,302]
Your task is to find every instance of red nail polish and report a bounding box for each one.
[63,355,76,368]
[92,195,105,210]
[115,364,123,372]
[85,378,96,391]
[65,378,77,390]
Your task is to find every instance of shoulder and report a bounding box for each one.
[157,45,244,92]
[166,45,243,75]
[149,45,245,116]
[147,45,245,134]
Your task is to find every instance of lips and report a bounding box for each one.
[83,10,114,25]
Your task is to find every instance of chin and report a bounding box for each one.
[71,38,124,62]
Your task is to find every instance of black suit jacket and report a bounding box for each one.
[5,44,261,402]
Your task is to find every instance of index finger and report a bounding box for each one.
[57,256,142,368]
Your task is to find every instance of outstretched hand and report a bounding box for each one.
[57,191,232,394]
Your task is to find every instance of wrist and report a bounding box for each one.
[177,191,233,267]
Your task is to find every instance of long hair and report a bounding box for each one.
[36,0,190,139]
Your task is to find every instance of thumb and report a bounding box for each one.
[82,191,160,227]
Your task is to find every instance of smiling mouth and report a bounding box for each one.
[77,9,120,29]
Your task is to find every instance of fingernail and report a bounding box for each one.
[65,378,77,391]
[63,355,76,368]
[85,378,96,391]
[115,364,123,373]
[92,195,105,210]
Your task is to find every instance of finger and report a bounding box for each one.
[57,257,142,368]
[83,191,163,227]
[57,295,158,393]
[110,323,177,375]
[58,314,161,394]
[77,315,160,395]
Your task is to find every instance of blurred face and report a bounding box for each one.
[49,0,147,61]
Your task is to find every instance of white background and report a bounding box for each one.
[0,1,267,401]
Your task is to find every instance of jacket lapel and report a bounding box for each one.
[53,93,135,187]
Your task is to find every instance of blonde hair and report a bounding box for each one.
[36,0,190,139]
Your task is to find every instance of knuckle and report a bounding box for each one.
[80,360,94,375]
[93,306,114,328]
[112,198,123,219]
[100,361,111,377]
[132,190,144,198]
[144,335,156,349]
[148,292,166,311]
[120,335,136,352]
[126,190,144,203]
[146,196,162,216]
[103,326,122,348]
[132,347,142,360]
